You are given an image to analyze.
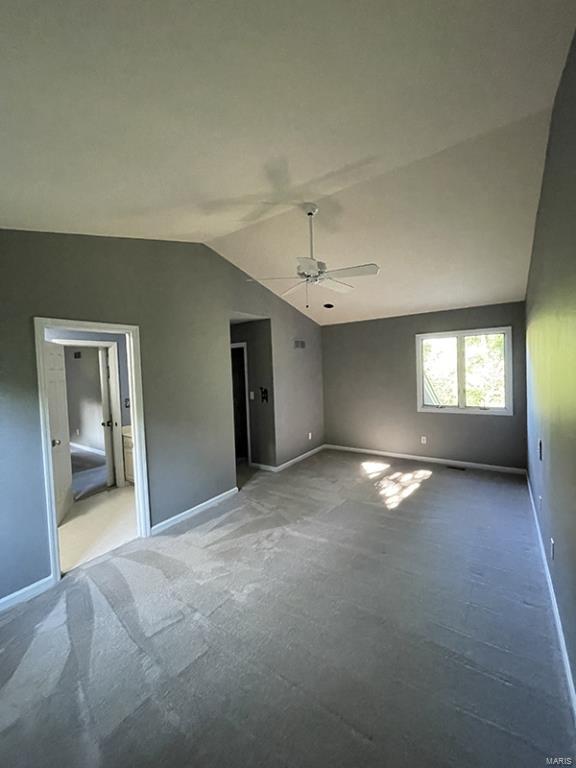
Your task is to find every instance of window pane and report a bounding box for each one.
[422,337,458,406]
[464,333,506,408]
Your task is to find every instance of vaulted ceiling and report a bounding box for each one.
[1,1,575,323]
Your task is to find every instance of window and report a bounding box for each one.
[416,327,513,415]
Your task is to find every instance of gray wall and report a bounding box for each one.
[0,230,324,599]
[526,35,576,681]
[64,346,104,451]
[322,302,527,468]
[231,321,276,466]
[270,312,324,466]
[46,328,131,426]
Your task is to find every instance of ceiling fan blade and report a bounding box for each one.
[321,277,354,293]
[324,263,380,279]
[281,281,306,297]
[246,276,297,282]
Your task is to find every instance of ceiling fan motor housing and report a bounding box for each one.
[297,259,327,278]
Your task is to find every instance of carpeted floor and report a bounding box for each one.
[71,446,108,500]
[0,450,573,767]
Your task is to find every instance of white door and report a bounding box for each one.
[98,347,115,487]
[45,342,73,525]
[107,344,126,487]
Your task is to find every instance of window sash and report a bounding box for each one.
[416,326,513,416]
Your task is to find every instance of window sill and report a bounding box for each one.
[417,405,513,417]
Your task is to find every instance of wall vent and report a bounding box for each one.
[294,339,306,349]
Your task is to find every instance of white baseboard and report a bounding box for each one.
[0,574,56,615]
[323,444,526,475]
[251,444,525,475]
[70,442,106,457]
[151,487,238,535]
[250,445,324,473]
[527,480,576,726]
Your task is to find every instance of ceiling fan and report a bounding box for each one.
[249,203,380,308]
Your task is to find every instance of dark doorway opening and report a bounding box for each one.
[231,345,249,461]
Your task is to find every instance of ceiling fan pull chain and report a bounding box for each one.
[306,280,310,309]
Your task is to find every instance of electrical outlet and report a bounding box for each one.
[550,538,555,560]
[420,436,427,445]
[249,391,255,401]
[75,428,80,436]
[308,432,312,440]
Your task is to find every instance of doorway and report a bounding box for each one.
[230,342,254,488]
[231,344,250,462]
[58,341,125,502]
[35,318,151,577]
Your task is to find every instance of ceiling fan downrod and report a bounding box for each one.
[303,202,319,263]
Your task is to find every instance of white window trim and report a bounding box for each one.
[416,326,513,416]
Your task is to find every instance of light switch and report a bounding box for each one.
[249,391,255,400]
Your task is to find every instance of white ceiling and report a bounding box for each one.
[213,111,551,323]
[1,2,574,323]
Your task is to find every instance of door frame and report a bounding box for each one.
[231,342,251,464]
[35,317,151,582]
[51,338,126,488]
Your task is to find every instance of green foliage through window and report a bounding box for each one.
[464,334,505,408]
[418,328,510,413]
[422,337,458,406]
